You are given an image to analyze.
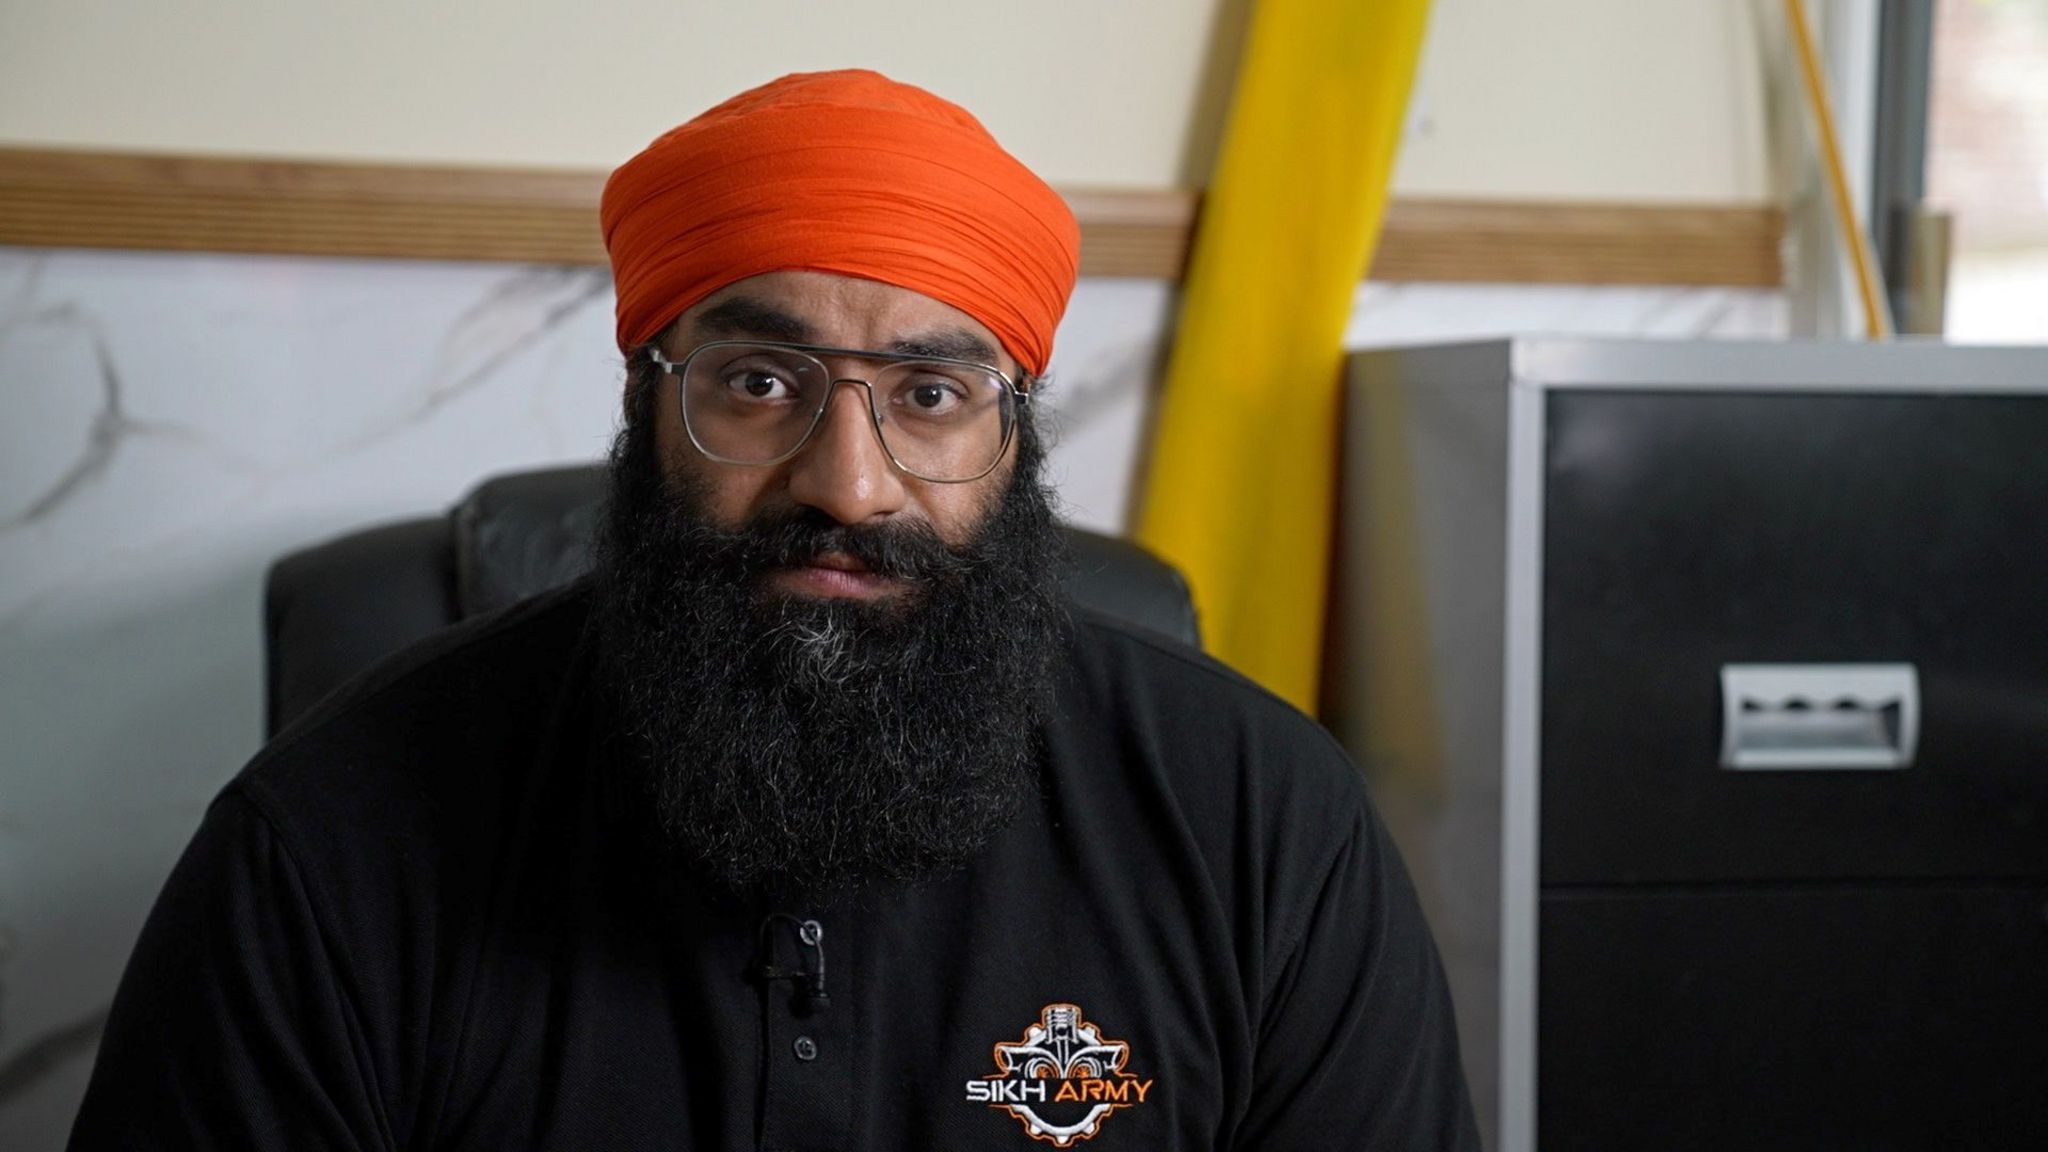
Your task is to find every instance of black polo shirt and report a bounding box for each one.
[71,584,1477,1150]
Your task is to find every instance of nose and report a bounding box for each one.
[784,380,908,524]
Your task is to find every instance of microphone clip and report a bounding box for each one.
[755,914,830,1013]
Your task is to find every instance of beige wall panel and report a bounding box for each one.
[3,0,1771,202]
[1393,0,1771,202]
[0,0,1237,187]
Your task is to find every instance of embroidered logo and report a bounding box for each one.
[963,1003,1153,1146]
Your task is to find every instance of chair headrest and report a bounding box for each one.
[453,466,608,618]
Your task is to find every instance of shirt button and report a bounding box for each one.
[793,1035,819,1062]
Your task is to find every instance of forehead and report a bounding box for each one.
[672,270,1017,373]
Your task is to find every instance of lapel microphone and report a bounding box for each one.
[754,914,829,1012]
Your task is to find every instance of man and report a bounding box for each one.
[71,71,1477,1150]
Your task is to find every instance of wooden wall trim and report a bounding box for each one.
[0,148,1782,286]
[1374,199,1783,287]
[0,148,611,265]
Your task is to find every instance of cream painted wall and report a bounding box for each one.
[0,0,1773,202]
[1397,0,1771,202]
[0,0,1238,187]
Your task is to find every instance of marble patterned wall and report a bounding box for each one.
[0,244,1782,1147]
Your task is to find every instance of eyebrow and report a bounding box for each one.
[880,329,1000,367]
[690,296,815,343]
[690,295,1003,370]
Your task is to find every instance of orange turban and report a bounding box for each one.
[601,70,1080,376]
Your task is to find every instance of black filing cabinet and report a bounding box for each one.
[1338,340,2048,1151]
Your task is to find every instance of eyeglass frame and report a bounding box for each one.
[647,339,1033,484]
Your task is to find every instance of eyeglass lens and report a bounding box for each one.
[680,343,1014,481]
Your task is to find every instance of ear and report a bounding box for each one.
[622,343,663,423]
[623,319,683,422]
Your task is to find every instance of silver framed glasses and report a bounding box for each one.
[649,340,1028,483]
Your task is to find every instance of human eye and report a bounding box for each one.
[718,359,803,402]
[890,369,977,418]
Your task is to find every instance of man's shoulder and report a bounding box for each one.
[228,581,597,861]
[257,578,594,760]
[1060,608,1369,834]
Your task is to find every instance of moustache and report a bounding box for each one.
[686,504,978,587]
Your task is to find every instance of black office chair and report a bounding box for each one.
[263,464,1200,736]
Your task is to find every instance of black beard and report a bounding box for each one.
[590,387,1069,900]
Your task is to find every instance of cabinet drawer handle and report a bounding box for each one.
[1718,663,1920,770]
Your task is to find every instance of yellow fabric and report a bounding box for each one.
[1135,0,1432,712]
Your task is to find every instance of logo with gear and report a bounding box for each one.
[963,1003,1154,1145]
